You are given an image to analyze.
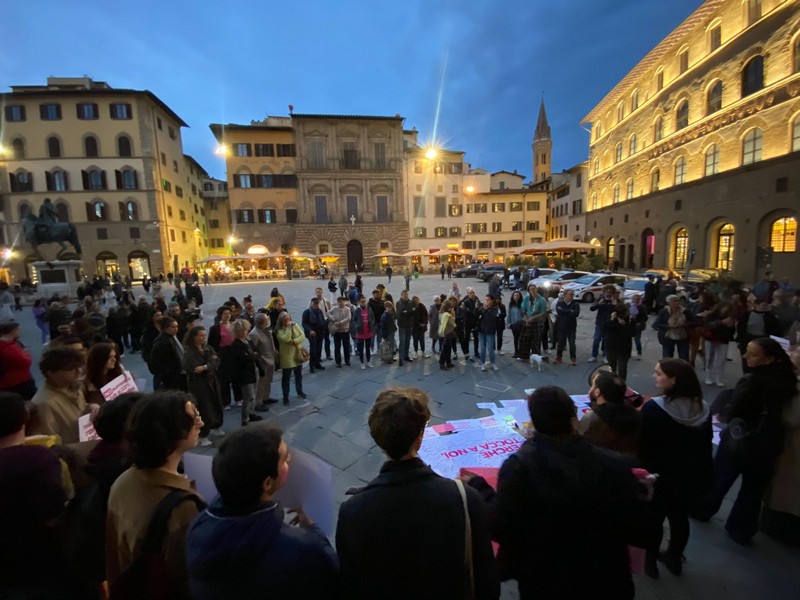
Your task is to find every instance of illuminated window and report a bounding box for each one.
[742,128,763,165]
[654,117,663,142]
[674,157,686,185]
[613,184,620,203]
[626,179,634,200]
[771,217,797,253]
[792,117,800,152]
[705,145,720,176]
[717,224,735,271]
[674,228,688,269]
[706,81,723,114]
[650,169,660,192]
[606,238,616,260]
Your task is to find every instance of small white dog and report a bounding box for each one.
[529,354,544,371]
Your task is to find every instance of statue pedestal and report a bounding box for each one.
[32,260,84,299]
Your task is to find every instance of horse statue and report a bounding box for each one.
[22,201,82,262]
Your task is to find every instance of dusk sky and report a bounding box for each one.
[3,0,701,180]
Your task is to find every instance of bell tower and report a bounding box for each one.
[532,98,552,184]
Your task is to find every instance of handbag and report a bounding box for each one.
[295,345,310,363]
[455,479,476,600]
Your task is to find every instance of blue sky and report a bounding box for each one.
[2,0,701,180]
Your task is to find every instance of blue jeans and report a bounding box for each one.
[662,338,689,360]
[478,332,496,364]
[592,323,606,358]
[399,327,412,361]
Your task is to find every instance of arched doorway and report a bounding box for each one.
[96,251,119,277]
[673,228,688,270]
[346,239,364,273]
[128,250,151,279]
[618,238,626,271]
[716,223,735,271]
[641,228,655,268]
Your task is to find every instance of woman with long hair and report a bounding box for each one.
[209,306,236,409]
[182,326,224,446]
[228,319,260,427]
[706,337,797,545]
[507,290,525,358]
[639,358,713,578]
[83,342,124,405]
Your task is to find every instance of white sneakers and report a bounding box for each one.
[367,362,375,368]
[361,363,366,370]
[588,357,598,363]
[481,364,487,372]
[198,438,213,447]
[491,364,499,371]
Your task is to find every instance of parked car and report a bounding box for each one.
[641,269,681,281]
[453,263,484,278]
[684,268,727,283]
[561,273,628,302]
[623,277,687,308]
[477,264,508,281]
[531,270,591,292]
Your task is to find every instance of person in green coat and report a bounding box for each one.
[275,311,308,405]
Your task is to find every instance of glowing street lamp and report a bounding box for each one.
[465,185,475,194]
[424,147,437,160]
[215,144,230,157]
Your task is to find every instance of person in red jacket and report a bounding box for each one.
[0,322,36,399]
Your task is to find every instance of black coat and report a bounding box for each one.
[337,458,499,600]
[227,338,257,385]
[148,333,186,390]
[603,316,636,356]
[480,435,642,600]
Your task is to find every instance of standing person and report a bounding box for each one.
[579,371,642,457]
[229,319,262,427]
[385,264,393,283]
[446,263,453,279]
[106,392,206,600]
[457,288,480,364]
[140,309,162,365]
[476,295,499,371]
[644,275,658,314]
[352,296,376,369]
[0,322,37,399]
[367,289,385,352]
[449,281,461,300]
[32,299,49,344]
[275,312,308,405]
[700,300,736,386]
[329,296,353,367]
[82,342,124,405]
[705,338,797,545]
[380,302,397,363]
[654,295,693,360]
[248,313,279,410]
[628,293,647,359]
[494,296,507,355]
[588,285,617,362]
[148,317,187,391]
[395,290,416,365]
[437,299,457,370]
[439,263,445,280]
[736,299,779,370]
[183,326,225,446]
[29,347,88,444]
[354,273,363,297]
[186,427,339,599]
[604,305,636,381]
[640,359,712,578]
[519,284,547,361]
[302,298,327,373]
[338,274,348,298]
[428,295,442,354]
[327,274,338,299]
[411,296,429,359]
[337,387,499,600]
[555,289,580,366]
[507,290,525,359]
[128,297,148,354]
[488,275,502,302]
[313,287,333,361]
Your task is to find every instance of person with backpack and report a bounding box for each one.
[106,391,206,599]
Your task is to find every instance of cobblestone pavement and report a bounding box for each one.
[18,273,800,599]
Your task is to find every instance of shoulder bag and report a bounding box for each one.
[455,479,476,600]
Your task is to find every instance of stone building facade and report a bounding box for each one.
[583,0,800,281]
[548,162,588,242]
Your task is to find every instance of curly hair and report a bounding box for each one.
[126,391,195,468]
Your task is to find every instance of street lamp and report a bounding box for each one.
[424,147,437,160]
[215,144,230,157]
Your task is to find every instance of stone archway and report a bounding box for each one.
[347,239,364,273]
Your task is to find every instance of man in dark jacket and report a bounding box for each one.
[588,285,617,362]
[302,298,327,372]
[187,427,338,599]
[337,387,499,600]
[555,289,580,365]
[395,290,416,365]
[367,289,385,350]
[147,317,186,391]
[467,386,645,600]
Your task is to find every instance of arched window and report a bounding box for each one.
[84,135,99,157]
[591,193,598,210]
[606,238,616,261]
[771,217,797,253]
[651,169,661,192]
[626,179,634,200]
[595,122,603,140]
[124,200,139,221]
[615,143,623,163]
[676,101,689,130]
[629,134,637,155]
[121,169,137,190]
[613,184,620,203]
[705,144,720,176]
[717,223,735,271]
[86,169,105,190]
[674,157,687,185]
[56,202,70,222]
[11,138,25,159]
[792,116,800,152]
[51,169,68,192]
[706,81,723,114]
[18,203,32,220]
[742,55,764,97]
[631,90,639,111]
[674,228,689,269]
[117,136,132,157]
[795,35,800,73]
[47,136,61,158]
[654,117,663,142]
[593,159,599,175]
[742,128,763,165]
[92,201,107,221]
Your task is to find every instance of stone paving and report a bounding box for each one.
[17,273,800,599]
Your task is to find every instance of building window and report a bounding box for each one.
[591,193,598,211]
[795,35,800,73]
[656,70,664,91]
[83,169,106,190]
[449,162,463,174]
[492,202,506,213]
[674,228,689,270]
[123,201,139,221]
[129,227,141,239]
[413,227,426,238]
[162,180,172,192]
[235,209,255,224]
[742,128,763,165]
[277,144,296,157]
[510,202,523,212]
[709,25,722,52]
[674,157,687,185]
[10,170,33,192]
[629,135,637,155]
[615,143,622,163]
[47,136,61,158]
[156,117,162,130]
[651,169,660,192]
[110,103,132,119]
[525,221,540,231]
[742,55,764,97]
[654,117,663,142]
[4,105,25,122]
[413,160,422,174]
[706,81,723,115]
[168,126,175,140]
[792,117,800,152]
[346,195,358,220]
[47,169,68,192]
[613,184,620,204]
[308,140,325,168]
[449,227,461,237]
[617,102,625,123]
[631,89,639,111]
[96,228,108,241]
[85,135,99,157]
[285,208,298,224]
[434,227,447,238]
[676,100,689,130]
[55,202,69,222]
[606,238,616,260]
[181,231,187,243]
[173,160,179,173]
[511,221,522,232]
[374,142,387,169]
[593,158,599,175]
[622,179,632,201]
[717,223,735,270]
[679,49,689,74]
[492,222,502,233]
[771,217,797,253]
[526,201,540,211]
[179,209,186,221]
[258,209,277,224]
[376,195,390,223]
[705,145,720,175]
[176,186,183,198]
[91,201,108,221]
[118,136,133,157]
[746,0,761,25]
[412,196,425,218]
[39,103,62,120]
[74,103,97,120]
[160,152,166,166]
[255,143,274,157]
[433,196,446,218]
[117,169,138,190]
[10,138,25,159]
[233,174,254,188]
[167,205,173,218]
[314,196,329,224]
[234,143,252,157]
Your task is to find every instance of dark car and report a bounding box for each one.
[477,265,508,281]
[452,263,484,278]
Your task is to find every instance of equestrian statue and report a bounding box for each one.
[22,198,82,262]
